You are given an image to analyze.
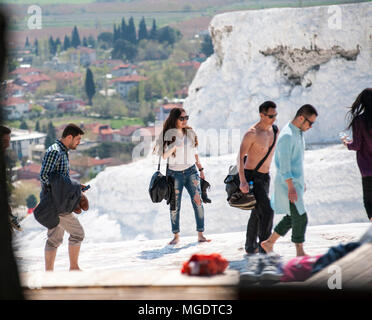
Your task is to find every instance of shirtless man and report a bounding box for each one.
[238,101,279,254]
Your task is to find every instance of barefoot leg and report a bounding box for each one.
[261,232,280,253]
[198,231,211,243]
[169,233,180,245]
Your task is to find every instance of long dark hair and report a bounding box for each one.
[154,107,198,156]
[347,88,372,131]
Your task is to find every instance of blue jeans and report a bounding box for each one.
[166,165,204,234]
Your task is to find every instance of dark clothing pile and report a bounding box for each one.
[34,173,82,229]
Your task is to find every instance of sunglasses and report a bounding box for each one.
[263,113,278,119]
[304,117,315,127]
[179,116,189,121]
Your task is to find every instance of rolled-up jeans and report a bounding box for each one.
[166,165,204,234]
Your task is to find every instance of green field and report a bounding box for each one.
[8,0,371,33]
[7,0,95,4]
[6,116,144,131]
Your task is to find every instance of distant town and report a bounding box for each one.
[3,18,213,211]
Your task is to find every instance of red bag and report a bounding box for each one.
[280,254,323,282]
[181,253,229,276]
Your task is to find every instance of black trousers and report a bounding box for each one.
[362,176,372,220]
[244,169,274,254]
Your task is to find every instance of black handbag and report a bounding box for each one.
[149,156,175,209]
[224,125,278,210]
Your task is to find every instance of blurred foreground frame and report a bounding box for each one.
[0,7,24,300]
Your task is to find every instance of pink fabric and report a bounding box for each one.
[280,255,323,282]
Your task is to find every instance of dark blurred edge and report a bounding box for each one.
[0,6,24,300]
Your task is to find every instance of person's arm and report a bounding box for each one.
[195,153,205,180]
[345,121,361,151]
[276,134,297,202]
[238,131,254,193]
[40,150,60,186]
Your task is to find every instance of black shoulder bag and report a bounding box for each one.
[149,156,175,210]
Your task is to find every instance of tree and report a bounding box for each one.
[112,39,137,61]
[63,35,71,51]
[20,120,28,130]
[87,35,96,48]
[44,122,56,149]
[149,19,157,40]
[85,68,96,105]
[34,38,39,55]
[127,17,137,44]
[25,36,30,48]
[35,120,40,132]
[49,36,57,55]
[113,24,120,43]
[201,34,214,57]
[71,26,81,48]
[138,17,148,42]
[157,26,182,47]
[97,32,113,49]
[120,17,128,41]
[26,194,37,209]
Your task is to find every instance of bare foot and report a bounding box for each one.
[260,240,274,253]
[198,236,211,243]
[69,267,82,271]
[169,236,179,245]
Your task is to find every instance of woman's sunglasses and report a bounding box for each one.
[179,116,189,121]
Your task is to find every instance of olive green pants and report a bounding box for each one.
[274,202,308,243]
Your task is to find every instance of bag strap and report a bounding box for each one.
[253,125,278,172]
[157,155,169,173]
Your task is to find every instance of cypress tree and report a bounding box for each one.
[34,38,39,55]
[120,18,128,41]
[63,35,71,51]
[138,17,148,42]
[85,68,96,106]
[149,19,157,40]
[35,120,40,132]
[127,17,137,44]
[71,26,81,48]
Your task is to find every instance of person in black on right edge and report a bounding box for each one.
[238,101,279,254]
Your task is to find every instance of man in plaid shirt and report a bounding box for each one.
[40,123,86,271]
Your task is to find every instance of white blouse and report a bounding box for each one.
[167,135,197,171]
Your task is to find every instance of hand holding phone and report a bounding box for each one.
[81,184,91,192]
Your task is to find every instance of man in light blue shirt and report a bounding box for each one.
[261,104,318,257]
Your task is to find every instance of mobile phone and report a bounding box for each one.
[82,185,91,192]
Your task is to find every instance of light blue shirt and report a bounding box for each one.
[273,122,306,215]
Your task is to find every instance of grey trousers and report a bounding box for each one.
[45,213,84,251]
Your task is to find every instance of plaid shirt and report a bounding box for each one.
[40,139,70,186]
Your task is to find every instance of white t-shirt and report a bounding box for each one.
[167,134,197,171]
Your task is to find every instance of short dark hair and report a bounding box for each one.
[295,104,318,118]
[0,125,11,136]
[62,123,84,138]
[259,101,277,114]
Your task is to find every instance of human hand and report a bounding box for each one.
[240,181,249,194]
[200,171,205,180]
[288,185,298,203]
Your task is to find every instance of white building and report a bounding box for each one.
[3,97,29,120]
[9,129,46,160]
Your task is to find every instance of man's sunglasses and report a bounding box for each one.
[179,116,189,121]
[304,117,315,127]
[263,113,278,119]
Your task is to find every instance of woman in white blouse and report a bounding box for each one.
[156,107,210,245]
